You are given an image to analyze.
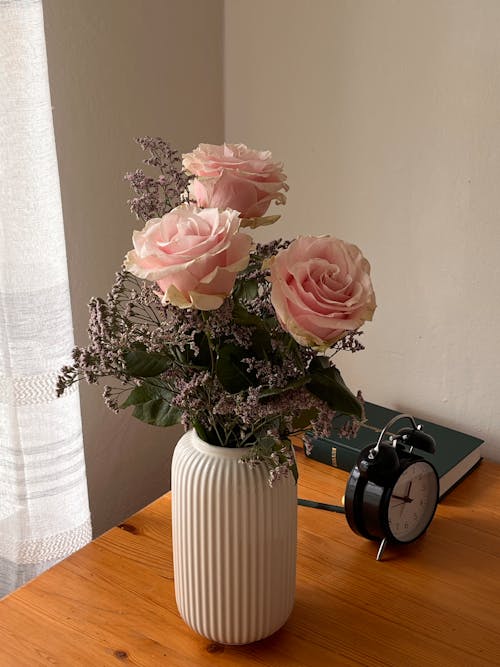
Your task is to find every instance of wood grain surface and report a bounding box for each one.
[1,446,499,666]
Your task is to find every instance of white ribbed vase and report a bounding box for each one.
[171,429,297,645]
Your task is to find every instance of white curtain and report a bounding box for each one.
[0,0,91,597]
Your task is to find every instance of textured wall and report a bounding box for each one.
[41,0,500,540]
[225,0,500,460]
[43,0,224,535]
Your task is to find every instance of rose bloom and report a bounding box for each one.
[182,143,288,220]
[268,236,376,348]
[124,203,252,310]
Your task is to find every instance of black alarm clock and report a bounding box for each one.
[344,413,439,561]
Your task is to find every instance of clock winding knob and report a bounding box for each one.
[357,442,399,486]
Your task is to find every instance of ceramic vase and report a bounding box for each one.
[171,429,297,645]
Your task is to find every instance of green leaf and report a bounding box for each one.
[124,350,170,377]
[307,365,362,419]
[216,343,253,394]
[309,355,330,372]
[232,301,262,327]
[193,420,209,443]
[234,278,258,302]
[259,375,311,398]
[192,332,212,368]
[250,329,273,361]
[132,398,182,427]
[120,381,172,408]
[170,333,211,369]
[292,408,319,431]
[121,383,181,427]
[120,385,157,408]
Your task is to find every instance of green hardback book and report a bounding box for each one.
[305,402,484,499]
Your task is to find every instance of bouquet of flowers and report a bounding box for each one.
[57,138,376,484]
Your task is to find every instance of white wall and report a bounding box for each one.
[41,0,500,537]
[225,0,500,460]
[43,0,224,535]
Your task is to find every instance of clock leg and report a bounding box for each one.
[376,538,388,562]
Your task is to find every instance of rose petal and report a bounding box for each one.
[269,235,376,348]
[125,203,251,311]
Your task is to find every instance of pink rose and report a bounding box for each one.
[182,143,288,220]
[269,236,376,348]
[124,203,252,310]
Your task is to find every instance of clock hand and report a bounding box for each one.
[392,483,415,504]
[392,494,413,503]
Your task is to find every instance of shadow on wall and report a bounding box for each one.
[81,385,183,538]
[43,0,224,535]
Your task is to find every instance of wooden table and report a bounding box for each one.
[1,448,500,666]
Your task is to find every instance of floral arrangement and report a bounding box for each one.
[57,138,376,484]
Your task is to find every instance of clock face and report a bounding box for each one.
[387,460,439,543]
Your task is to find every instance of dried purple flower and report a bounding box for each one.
[58,138,369,487]
[124,137,190,221]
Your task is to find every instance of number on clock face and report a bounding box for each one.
[387,461,439,542]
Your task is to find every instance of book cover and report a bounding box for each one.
[305,402,484,499]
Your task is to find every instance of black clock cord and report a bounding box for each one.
[297,498,345,514]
